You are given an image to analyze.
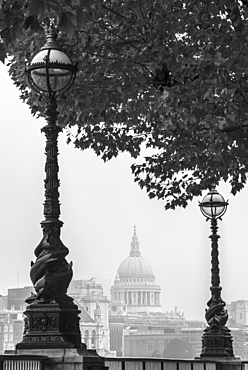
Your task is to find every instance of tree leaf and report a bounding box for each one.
[0,42,6,63]
[4,0,248,210]
[59,12,77,38]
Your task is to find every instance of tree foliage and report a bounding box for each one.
[1,0,248,209]
[162,338,196,359]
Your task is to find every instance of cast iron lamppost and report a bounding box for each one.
[199,188,234,358]
[16,23,81,349]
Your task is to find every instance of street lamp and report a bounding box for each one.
[199,188,234,358]
[16,23,81,349]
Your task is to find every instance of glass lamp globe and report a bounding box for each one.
[199,188,228,219]
[27,25,77,95]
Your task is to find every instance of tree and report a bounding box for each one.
[1,0,248,209]
[162,338,196,359]
[151,349,161,358]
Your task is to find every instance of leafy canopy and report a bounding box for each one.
[1,0,248,209]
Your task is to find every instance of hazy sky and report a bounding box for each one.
[0,63,248,321]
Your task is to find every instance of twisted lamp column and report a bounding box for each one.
[199,188,234,358]
[30,97,73,305]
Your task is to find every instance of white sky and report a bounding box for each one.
[0,63,247,321]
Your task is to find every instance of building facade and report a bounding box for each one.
[68,279,112,356]
[0,310,23,353]
[4,279,113,356]
[7,287,33,311]
[227,300,248,326]
[110,227,161,316]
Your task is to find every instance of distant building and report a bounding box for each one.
[7,286,33,311]
[68,278,113,356]
[109,321,125,357]
[0,310,23,353]
[110,226,161,316]
[108,227,187,356]
[227,300,248,326]
[180,327,203,356]
[230,328,248,359]
[123,326,182,357]
[0,296,8,310]
[4,279,114,356]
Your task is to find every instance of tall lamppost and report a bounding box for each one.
[16,23,81,349]
[199,188,234,358]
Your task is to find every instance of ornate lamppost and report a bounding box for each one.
[199,188,234,358]
[16,23,81,349]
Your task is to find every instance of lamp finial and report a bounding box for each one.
[43,20,59,50]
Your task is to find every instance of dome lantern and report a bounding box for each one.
[118,227,154,278]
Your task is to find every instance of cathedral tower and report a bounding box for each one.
[110,227,161,315]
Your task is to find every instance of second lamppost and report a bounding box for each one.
[16,24,81,350]
[199,188,234,358]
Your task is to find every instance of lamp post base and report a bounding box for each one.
[16,347,107,370]
[16,302,81,349]
[200,329,234,358]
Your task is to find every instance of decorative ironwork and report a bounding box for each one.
[18,24,82,349]
[27,96,73,305]
[32,314,57,331]
[199,190,234,358]
[26,22,78,96]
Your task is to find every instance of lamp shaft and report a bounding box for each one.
[206,218,228,328]
[42,96,61,222]
[28,96,73,304]
[17,95,82,349]
[200,217,234,358]
[210,218,220,288]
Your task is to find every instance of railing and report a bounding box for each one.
[105,357,245,370]
[0,353,247,370]
[0,355,47,370]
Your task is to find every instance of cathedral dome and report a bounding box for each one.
[117,227,155,278]
[118,256,154,277]
[110,227,161,315]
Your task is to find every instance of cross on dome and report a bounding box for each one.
[117,227,155,278]
[130,225,141,257]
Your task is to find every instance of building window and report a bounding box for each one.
[4,334,8,341]
[240,313,242,319]
[4,325,7,332]
[9,334,13,342]
[91,330,96,348]
[84,330,90,347]
[9,325,13,332]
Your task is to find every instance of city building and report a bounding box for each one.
[109,227,189,356]
[123,326,182,357]
[110,226,161,315]
[8,286,33,311]
[180,327,203,357]
[1,279,114,356]
[227,300,248,327]
[68,278,113,356]
[0,310,23,353]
